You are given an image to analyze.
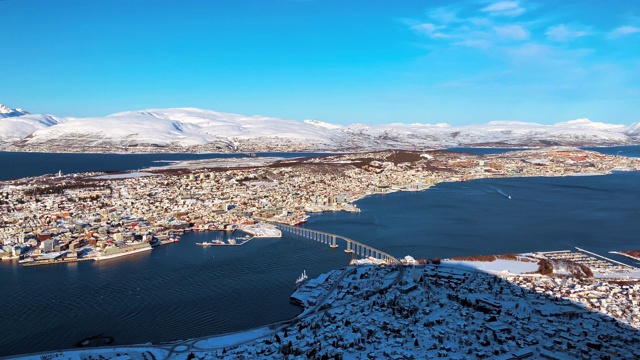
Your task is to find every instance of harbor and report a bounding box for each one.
[195,223,282,247]
[196,236,253,247]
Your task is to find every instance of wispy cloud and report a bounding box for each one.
[455,39,492,49]
[412,23,450,39]
[481,1,525,17]
[427,7,460,24]
[545,24,590,42]
[494,24,529,40]
[399,0,640,123]
[608,25,640,38]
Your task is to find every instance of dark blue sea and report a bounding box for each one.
[1,146,639,357]
[0,151,330,181]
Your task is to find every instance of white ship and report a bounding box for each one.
[294,270,308,289]
[94,242,152,261]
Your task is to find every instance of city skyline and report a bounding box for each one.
[2,0,639,125]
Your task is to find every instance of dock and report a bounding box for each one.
[609,251,640,263]
[575,247,633,268]
[197,236,254,247]
[22,257,94,267]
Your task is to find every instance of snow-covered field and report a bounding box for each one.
[443,258,540,274]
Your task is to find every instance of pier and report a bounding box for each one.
[575,247,633,268]
[277,224,401,266]
[22,257,94,267]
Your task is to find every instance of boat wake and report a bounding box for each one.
[489,186,511,199]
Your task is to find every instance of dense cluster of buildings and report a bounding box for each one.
[509,275,640,330]
[1,148,638,265]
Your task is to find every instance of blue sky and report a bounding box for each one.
[1,0,639,125]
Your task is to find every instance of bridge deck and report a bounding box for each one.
[277,224,401,266]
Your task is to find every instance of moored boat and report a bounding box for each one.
[294,270,308,289]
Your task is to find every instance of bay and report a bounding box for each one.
[303,172,640,262]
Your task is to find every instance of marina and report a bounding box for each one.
[196,236,253,246]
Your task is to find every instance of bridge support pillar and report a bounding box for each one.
[330,235,338,249]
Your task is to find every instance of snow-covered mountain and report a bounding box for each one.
[0,104,64,144]
[0,104,30,118]
[2,105,639,152]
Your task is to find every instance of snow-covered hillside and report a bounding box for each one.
[1,105,639,152]
[0,104,64,143]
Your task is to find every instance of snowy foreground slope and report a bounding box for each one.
[1,104,639,152]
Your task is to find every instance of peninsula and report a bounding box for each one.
[1,147,639,264]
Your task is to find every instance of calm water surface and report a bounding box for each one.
[0,232,349,356]
[0,151,330,181]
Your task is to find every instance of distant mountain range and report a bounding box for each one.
[1,104,639,152]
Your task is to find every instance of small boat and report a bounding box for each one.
[212,239,225,245]
[75,334,114,347]
[294,270,308,289]
[196,242,213,246]
[228,239,236,245]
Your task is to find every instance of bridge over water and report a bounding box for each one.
[276,224,401,266]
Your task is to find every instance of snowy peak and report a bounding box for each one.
[303,119,342,129]
[0,104,30,118]
[553,118,625,131]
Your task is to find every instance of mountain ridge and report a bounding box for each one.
[1,105,639,152]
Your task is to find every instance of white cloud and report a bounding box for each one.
[481,1,525,17]
[546,24,590,42]
[455,39,492,48]
[505,43,553,62]
[412,23,450,39]
[428,8,460,24]
[413,23,441,33]
[494,25,529,40]
[609,25,640,38]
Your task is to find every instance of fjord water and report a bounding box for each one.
[305,171,640,261]
[0,151,328,181]
[0,233,349,357]
[1,147,640,357]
